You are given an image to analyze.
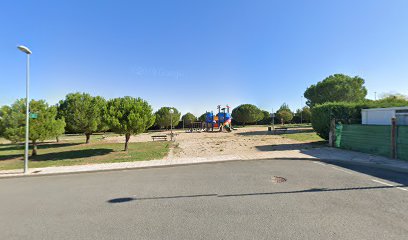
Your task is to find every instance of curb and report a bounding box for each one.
[1,156,408,179]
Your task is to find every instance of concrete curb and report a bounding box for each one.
[1,155,407,179]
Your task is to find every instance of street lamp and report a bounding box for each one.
[17,45,32,174]
[169,108,174,141]
[300,96,303,124]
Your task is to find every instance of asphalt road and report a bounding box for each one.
[1,159,407,240]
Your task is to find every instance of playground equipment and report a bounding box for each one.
[204,105,233,132]
[189,121,205,132]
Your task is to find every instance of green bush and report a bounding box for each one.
[231,104,263,126]
[311,102,360,140]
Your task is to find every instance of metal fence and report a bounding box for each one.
[335,124,408,161]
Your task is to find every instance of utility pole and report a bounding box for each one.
[374,92,377,101]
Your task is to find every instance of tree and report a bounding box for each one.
[276,103,293,124]
[304,74,367,107]
[104,97,155,151]
[182,113,197,126]
[0,105,11,137]
[94,96,109,132]
[198,113,207,122]
[154,107,181,129]
[2,99,65,156]
[58,93,106,143]
[231,104,263,126]
[379,93,408,100]
[294,107,312,123]
[257,110,272,125]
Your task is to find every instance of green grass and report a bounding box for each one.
[281,131,325,143]
[232,123,312,128]
[0,136,170,170]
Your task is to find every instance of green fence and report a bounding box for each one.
[397,126,408,161]
[335,124,408,161]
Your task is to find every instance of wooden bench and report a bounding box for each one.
[151,135,168,141]
[273,127,288,134]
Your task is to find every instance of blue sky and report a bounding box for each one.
[1,0,407,116]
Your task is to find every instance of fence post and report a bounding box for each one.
[391,117,397,159]
[329,118,336,147]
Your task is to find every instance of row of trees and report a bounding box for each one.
[230,103,311,126]
[0,95,157,154]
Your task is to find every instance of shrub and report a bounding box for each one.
[311,102,361,140]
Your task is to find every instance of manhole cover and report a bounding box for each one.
[272,176,286,183]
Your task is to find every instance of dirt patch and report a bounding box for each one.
[104,126,320,159]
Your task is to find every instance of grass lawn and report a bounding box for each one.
[0,136,171,170]
[281,131,326,143]
[233,123,312,129]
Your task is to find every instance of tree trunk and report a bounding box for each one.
[124,133,131,151]
[56,136,60,143]
[32,140,38,156]
[85,133,91,144]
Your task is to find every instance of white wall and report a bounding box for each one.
[362,109,395,125]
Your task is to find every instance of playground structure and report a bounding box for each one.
[188,121,205,132]
[204,105,234,132]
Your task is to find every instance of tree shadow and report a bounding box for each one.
[108,197,135,203]
[255,142,324,151]
[106,184,407,203]
[0,154,22,161]
[31,148,113,161]
[236,131,271,136]
[297,148,408,185]
[237,128,314,136]
[0,142,82,152]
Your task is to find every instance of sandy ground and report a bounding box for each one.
[105,126,314,159]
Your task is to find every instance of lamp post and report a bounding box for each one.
[17,45,32,174]
[169,108,174,141]
[300,96,303,124]
[271,108,275,130]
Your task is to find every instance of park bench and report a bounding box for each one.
[151,135,168,141]
[273,127,288,134]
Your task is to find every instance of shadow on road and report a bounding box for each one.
[295,148,408,186]
[107,185,407,203]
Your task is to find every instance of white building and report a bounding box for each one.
[362,107,408,125]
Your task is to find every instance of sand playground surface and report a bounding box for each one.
[106,126,316,159]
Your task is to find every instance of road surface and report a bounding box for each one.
[1,159,407,239]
